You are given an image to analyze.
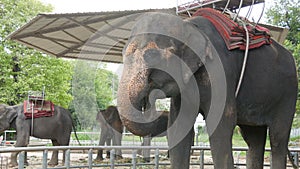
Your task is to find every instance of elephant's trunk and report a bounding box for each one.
[117,66,163,136]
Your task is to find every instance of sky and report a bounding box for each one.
[40,0,272,22]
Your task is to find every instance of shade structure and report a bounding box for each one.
[8,9,175,63]
[8,8,288,63]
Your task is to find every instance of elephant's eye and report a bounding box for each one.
[124,42,137,56]
[167,46,176,53]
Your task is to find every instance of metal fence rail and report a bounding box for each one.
[0,146,299,169]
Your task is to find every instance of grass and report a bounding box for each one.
[71,129,295,150]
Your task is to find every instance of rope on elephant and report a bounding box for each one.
[235,20,249,97]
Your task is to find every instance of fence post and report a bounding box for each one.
[88,149,93,169]
[236,151,240,168]
[270,153,272,169]
[18,151,25,169]
[65,149,70,169]
[199,150,204,169]
[42,150,48,169]
[154,149,159,169]
[293,152,299,167]
[110,149,115,169]
[132,150,137,169]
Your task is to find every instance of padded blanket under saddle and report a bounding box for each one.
[23,100,54,119]
[193,8,272,50]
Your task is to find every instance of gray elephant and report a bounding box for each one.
[0,103,78,167]
[95,106,123,161]
[117,12,297,169]
[139,110,169,162]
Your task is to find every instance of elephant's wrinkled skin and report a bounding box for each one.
[95,106,123,161]
[0,104,75,167]
[117,13,298,169]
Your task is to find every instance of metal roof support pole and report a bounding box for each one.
[255,1,265,27]
[222,0,231,13]
[245,0,255,19]
[233,0,244,21]
[31,103,34,136]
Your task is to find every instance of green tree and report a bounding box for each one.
[71,60,118,130]
[266,0,300,45]
[95,67,118,110]
[0,0,73,107]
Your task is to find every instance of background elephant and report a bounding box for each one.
[139,110,169,162]
[95,105,123,161]
[117,12,297,169]
[0,103,78,167]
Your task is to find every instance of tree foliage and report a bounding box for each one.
[0,0,119,130]
[0,0,74,107]
[265,0,300,45]
[71,60,118,130]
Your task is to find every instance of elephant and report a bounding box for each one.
[94,106,169,161]
[139,110,169,161]
[0,103,79,167]
[95,105,123,161]
[117,12,298,169]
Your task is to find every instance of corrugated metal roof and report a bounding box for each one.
[8,8,288,63]
[8,9,175,63]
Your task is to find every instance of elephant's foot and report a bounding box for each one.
[9,161,18,168]
[137,149,142,155]
[115,155,123,160]
[48,160,58,166]
[94,157,104,163]
[142,157,151,163]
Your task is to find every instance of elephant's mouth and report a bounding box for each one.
[137,88,168,123]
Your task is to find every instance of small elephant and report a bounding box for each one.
[139,110,169,161]
[0,104,77,167]
[95,106,123,161]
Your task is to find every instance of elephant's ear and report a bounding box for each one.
[96,111,103,121]
[7,107,17,123]
[181,22,212,84]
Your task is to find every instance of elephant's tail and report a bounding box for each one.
[287,148,299,169]
[72,121,81,146]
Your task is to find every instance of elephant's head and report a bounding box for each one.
[97,106,119,124]
[117,12,212,136]
[0,104,18,132]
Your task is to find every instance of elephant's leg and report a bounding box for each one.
[167,96,197,169]
[105,137,111,159]
[95,130,107,161]
[239,125,267,169]
[207,105,236,169]
[10,124,30,167]
[48,139,59,166]
[269,101,295,169]
[112,131,123,159]
[141,136,151,162]
[168,128,194,169]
